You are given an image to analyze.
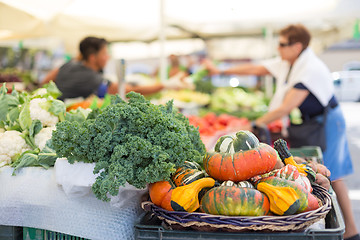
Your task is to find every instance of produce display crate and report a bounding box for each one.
[290,146,323,164]
[135,191,344,240]
[22,228,88,240]
[0,226,88,240]
[0,226,22,240]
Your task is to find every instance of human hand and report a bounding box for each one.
[163,72,195,90]
[201,59,220,75]
[315,173,331,190]
[162,73,184,90]
[314,163,331,178]
[301,160,331,179]
[293,157,331,189]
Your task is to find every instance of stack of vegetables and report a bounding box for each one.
[65,94,112,112]
[51,92,206,202]
[187,112,250,150]
[208,87,269,120]
[150,89,211,111]
[149,132,321,217]
[1,87,207,203]
[0,68,36,88]
[0,82,64,171]
[187,112,249,136]
[0,82,91,173]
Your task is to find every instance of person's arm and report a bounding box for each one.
[107,81,169,96]
[222,64,270,76]
[253,88,309,127]
[125,83,164,95]
[202,59,270,76]
[42,67,59,85]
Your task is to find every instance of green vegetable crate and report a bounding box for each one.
[0,226,22,240]
[0,226,88,240]
[135,190,344,240]
[289,146,323,164]
[24,228,88,240]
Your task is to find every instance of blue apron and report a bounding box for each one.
[323,106,354,181]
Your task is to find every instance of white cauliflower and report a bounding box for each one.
[32,88,49,98]
[34,126,56,150]
[0,130,31,167]
[29,98,59,127]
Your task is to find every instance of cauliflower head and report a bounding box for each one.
[0,130,31,167]
[32,88,49,98]
[29,98,59,127]
[34,126,56,150]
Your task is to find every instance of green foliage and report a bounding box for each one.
[0,82,65,173]
[52,92,206,201]
[11,140,57,174]
[208,87,269,120]
[194,79,216,94]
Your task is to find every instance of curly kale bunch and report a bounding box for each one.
[52,92,206,201]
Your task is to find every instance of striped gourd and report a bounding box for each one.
[200,186,270,216]
[214,130,260,154]
[172,161,206,187]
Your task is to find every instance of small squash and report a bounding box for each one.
[257,182,300,215]
[149,180,175,211]
[221,180,254,188]
[256,176,309,213]
[251,164,300,183]
[273,139,316,183]
[252,164,313,193]
[200,186,270,216]
[303,192,320,212]
[204,142,278,182]
[172,161,206,187]
[214,130,260,153]
[171,177,215,212]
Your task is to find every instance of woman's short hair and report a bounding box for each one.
[79,36,108,60]
[280,24,311,51]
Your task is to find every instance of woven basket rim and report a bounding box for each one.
[142,184,332,232]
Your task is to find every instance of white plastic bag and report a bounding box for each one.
[54,158,98,197]
[54,158,148,206]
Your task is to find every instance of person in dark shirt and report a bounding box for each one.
[43,36,166,100]
[203,24,358,240]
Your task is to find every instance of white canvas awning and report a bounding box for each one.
[0,0,360,58]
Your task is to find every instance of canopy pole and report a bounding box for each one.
[264,26,274,98]
[116,58,126,99]
[159,0,167,83]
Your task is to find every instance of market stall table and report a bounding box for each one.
[0,165,145,240]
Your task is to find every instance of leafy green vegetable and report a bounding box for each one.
[32,81,62,99]
[0,83,21,129]
[11,140,57,174]
[65,108,91,123]
[22,120,42,149]
[0,82,65,172]
[52,92,206,201]
[19,102,32,131]
[209,87,269,120]
[39,98,66,122]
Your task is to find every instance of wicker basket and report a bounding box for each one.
[142,184,332,232]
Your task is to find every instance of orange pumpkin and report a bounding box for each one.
[203,143,278,182]
[149,180,175,211]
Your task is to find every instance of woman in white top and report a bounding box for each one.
[204,24,358,240]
